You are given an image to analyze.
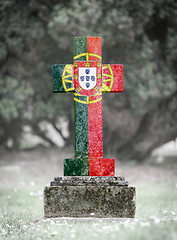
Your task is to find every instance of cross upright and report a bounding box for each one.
[53,37,123,176]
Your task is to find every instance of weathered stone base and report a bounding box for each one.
[44,176,136,218]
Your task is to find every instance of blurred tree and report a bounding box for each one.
[0,0,176,161]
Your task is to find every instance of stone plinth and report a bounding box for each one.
[44,176,136,218]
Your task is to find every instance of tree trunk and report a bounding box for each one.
[103,90,177,161]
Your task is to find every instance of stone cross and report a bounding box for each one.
[53,37,123,176]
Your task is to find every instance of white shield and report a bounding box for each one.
[79,67,96,90]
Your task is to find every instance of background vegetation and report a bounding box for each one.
[0,0,177,161]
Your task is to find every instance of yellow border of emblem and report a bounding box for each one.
[62,53,114,104]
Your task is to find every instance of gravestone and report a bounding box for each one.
[44,37,136,218]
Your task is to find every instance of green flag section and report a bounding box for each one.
[74,99,89,159]
[73,37,87,61]
[53,64,66,92]
[53,64,74,93]
[64,158,89,176]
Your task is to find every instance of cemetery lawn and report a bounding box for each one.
[0,148,177,240]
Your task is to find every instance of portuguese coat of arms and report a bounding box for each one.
[73,61,102,96]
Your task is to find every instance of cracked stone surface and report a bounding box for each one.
[51,176,129,186]
[44,176,136,218]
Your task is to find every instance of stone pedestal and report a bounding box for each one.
[44,176,136,218]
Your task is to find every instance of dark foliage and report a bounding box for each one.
[0,0,176,160]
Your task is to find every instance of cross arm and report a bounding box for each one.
[53,64,74,93]
[102,64,123,93]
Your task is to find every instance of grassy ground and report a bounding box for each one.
[0,147,177,240]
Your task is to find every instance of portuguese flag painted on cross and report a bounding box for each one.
[53,37,123,176]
